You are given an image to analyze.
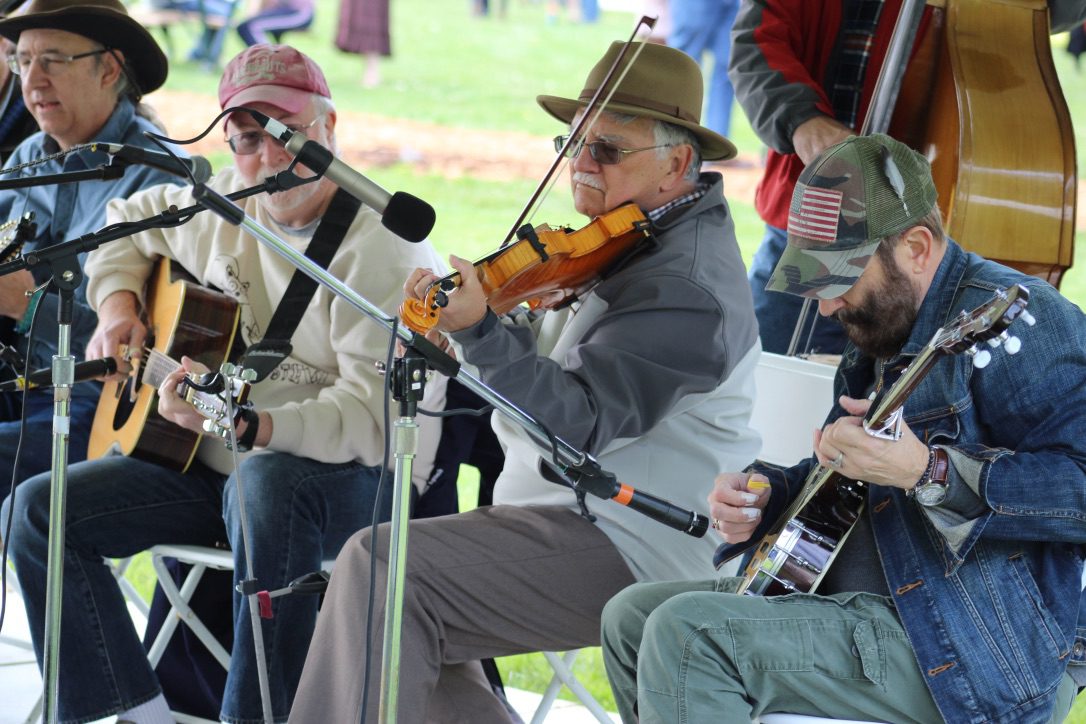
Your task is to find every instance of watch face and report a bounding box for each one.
[916,482,947,507]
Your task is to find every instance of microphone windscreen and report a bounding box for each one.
[383,191,436,243]
[191,156,214,184]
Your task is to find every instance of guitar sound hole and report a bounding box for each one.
[110,378,141,432]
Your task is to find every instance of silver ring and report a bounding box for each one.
[711,518,720,530]
[831,451,844,468]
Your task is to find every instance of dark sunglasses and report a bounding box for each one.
[553,134,671,165]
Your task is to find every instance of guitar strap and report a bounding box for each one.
[238,187,362,381]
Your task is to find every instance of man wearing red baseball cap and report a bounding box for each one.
[4,43,446,724]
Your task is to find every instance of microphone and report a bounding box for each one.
[0,357,117,392]
[251,112,436,243]
[540,460,709,537]
[93,143,213,184]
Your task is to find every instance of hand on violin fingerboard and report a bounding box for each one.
[405,255,488,333]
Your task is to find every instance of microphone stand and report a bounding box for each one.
[191,184,709,723]
[0,161,142,723]
[0,170,313,723]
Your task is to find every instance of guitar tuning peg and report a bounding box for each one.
[986,337,1001,349]
[1003,335,1022,355]
[967,346,992,369]
[1019,310,1036,326]
[202,419,226,438]
[220,362,237,377]
[239,367,258,382]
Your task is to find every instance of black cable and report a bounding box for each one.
[0,282,49,637]
[141,105,310,180]
[416,403,493,418]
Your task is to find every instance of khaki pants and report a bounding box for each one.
[289,505,636,723]
[602,578,1078,724]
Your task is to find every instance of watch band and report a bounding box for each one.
[929,446,950,486]
[910,446,950,506]
[229,407,260,452]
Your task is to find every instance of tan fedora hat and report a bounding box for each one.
[0,0,168,95]
[537,41,737,161]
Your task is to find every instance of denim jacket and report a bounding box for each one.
[0,100,182,399]
[727,241,1086,723]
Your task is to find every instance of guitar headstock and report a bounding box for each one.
[179,363,258,439]
[929,284,1034,367]
[864,284,1035,439]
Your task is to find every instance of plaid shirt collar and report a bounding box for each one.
[646,181,711,222]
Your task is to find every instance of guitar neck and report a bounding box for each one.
[865,344,941,431]
[142,348,181,389]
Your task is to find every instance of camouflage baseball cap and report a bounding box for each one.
[767,133,938,299]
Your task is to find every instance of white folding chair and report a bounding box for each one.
[146,543,335,724]
[531,649,615,723]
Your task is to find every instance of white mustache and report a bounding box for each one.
[572,172,604,190]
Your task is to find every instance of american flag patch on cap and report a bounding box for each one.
[788,185,843,243]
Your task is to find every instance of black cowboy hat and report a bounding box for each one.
[0,0,167,94]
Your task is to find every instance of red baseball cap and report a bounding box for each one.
[219,44,331,115]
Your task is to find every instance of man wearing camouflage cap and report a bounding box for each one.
[601,133,1086,723]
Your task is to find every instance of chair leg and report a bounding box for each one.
[147,554,232,670]
[531,652,570,724]
[533,650,613,723]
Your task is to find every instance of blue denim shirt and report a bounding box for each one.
[728,241,1086,723]
[1,99,182,399]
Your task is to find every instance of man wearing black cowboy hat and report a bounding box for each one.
[0,0,181,490]
[290,41,762,722]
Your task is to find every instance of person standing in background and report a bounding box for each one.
[669,0,739,139]
[236,0,314,46]
[335,0,388,88]
[731,0,1086,357]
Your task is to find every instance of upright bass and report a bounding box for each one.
[886,0,1076,285]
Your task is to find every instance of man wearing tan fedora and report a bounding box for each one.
[289,41,762,722]
[0,0,181,489]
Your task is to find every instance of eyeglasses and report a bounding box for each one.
[227,115,324,155]
[7,49,109,77]
[553,134,670,165]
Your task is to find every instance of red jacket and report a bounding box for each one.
[729,0,919,229]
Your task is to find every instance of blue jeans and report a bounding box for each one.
[669,0,739,138]
[748,225,847,355]
[2,451,389,724]
[0,389,97,485]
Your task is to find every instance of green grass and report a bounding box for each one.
[117,0,1086,716]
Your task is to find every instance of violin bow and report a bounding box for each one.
[498,15,658,247]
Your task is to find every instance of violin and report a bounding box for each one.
[399,16,660,337]
[399,203,652,334]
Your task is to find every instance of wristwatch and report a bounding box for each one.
[911,446,950,507]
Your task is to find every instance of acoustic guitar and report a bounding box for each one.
[88,258,243,472]
[727,284,1033,596]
